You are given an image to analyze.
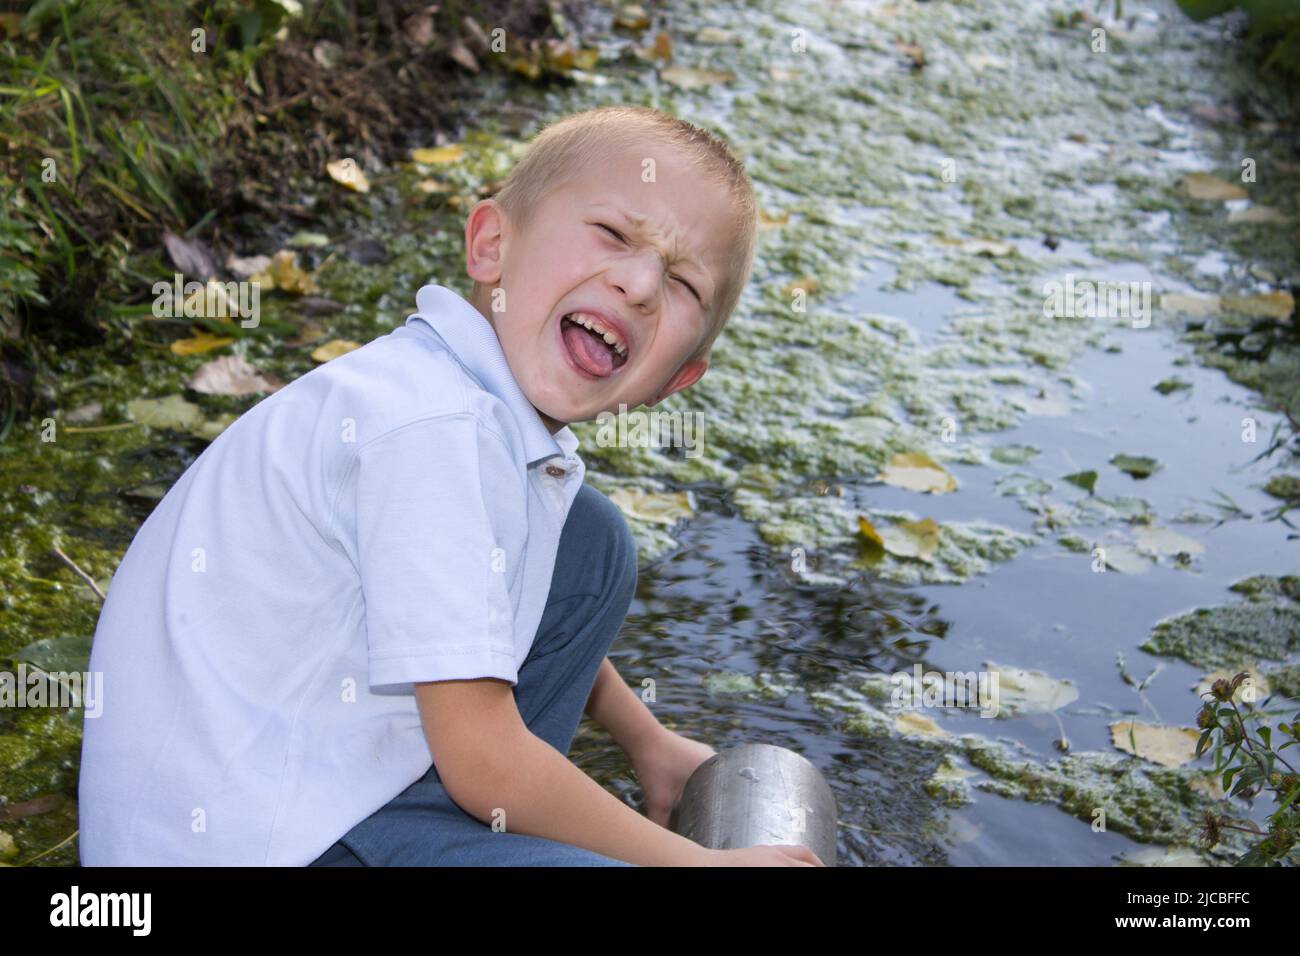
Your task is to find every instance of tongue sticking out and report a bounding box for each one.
[562,318,616,377]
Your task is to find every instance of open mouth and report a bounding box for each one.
[559,313,629,378]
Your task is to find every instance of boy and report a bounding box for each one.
[78,105,822,867]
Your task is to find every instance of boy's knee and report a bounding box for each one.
[573,485,639,601]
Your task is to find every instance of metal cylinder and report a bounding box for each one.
[670,743,837,866]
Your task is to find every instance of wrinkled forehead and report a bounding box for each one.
[563,140,739,280]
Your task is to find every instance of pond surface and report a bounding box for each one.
[2,0,1297,866]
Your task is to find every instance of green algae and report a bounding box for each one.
[1143,603,1300,670]
[959,735,1249,857]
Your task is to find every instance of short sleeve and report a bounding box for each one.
[352,413,519,690]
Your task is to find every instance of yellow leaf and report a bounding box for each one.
[170,331,234,356]
[780,276,820,299]
[895,710,951,738]
[608,487,695,526]
[250,250,318,296]
[880,517,941,563]
[1182,172,1247,201]
[411,145,465,165]
[1159,292,1221,316]
[856,515,886,550]
[759,208,791,230]
[1110,721,1201,768]
[879,451,958,494]
[311,339,363,362]
[660,65,737,89]
[1221,290,1294,321]
[326,158,369,193]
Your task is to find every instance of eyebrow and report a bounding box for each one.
[598,204,716,307]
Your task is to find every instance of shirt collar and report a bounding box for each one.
[405,283,577,468]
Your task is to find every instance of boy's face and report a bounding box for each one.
[465,141,737,434]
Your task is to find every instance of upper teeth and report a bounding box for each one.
[567,312,627,356]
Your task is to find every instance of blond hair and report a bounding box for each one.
[484,105,758,365]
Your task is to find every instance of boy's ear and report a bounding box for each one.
[465,199,506,284]
[646,358,708,407]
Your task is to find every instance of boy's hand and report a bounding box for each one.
[628,727,717,828]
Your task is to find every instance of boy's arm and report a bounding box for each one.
[414,677,713,866]
[583,657,665,756]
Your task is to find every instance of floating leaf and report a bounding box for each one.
[1062,470,1098,493]
[894,710,951,738]
[991,444,1039,465]
[1226,205,1288,224]
[326,158,370,193]
[985,662,1079,716]
[1194,667,1269,704]
[856,514,886,549]
[170,331,234,356]
[608,487,696,526]
[879,517,941,563]
[1220,290,1294,321]
[660,65,737,88]
[1110,720,1201,768]
[696,26,742,44]
[1133,526,1206,558]
[186,354,285,396]
[1102,544,1154,574]
[1111,454,1162,479]
[311,339,363,362]
[1153,377,1191,395]
[411,144,465,165]
[1159,292,1221,316]
[780,276,820,299]
[1115,846,1208,867]
[127,395,204,430]
[1182,172,1247,201]
[879,451,958,494]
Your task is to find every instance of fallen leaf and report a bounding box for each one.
[759,208,791,230]
[311,339,363,362]
[695,26,742,44]
[1194,667,1270,704]
[780,276,820,299]
[879,451,958,494]
[660,65,736,88]
[1220,290,1294,321]
[1227,205,1288,224]
[1133,525,1205,558]
[614,4,650,30]
[647,30,672,60]
[449,40,480,72]
[608,487,695,525]
[984,662,1080,716]
[894,710,951,738]
[1182,172,1247,201]
[1102,543,1154,574]
[170,331,234,356]
[162,230,220,281]
[126,395,205,430]
[991,444,1039,465]
[327,158,370,193]
[1111,453,1162,479]
[1063,470,1098,494]
[226,253,272,278]
[1110,720,1201,768]
[879,517,941,563]
[1160,292,1221,316]
[411,144,465,165]
[249,250,318,296]
[186,354,285,396]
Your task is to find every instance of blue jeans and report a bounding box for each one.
[308,482,640,867]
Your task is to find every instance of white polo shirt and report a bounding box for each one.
[77,283,586,866]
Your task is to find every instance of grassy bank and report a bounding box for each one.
[0,0,575,434]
